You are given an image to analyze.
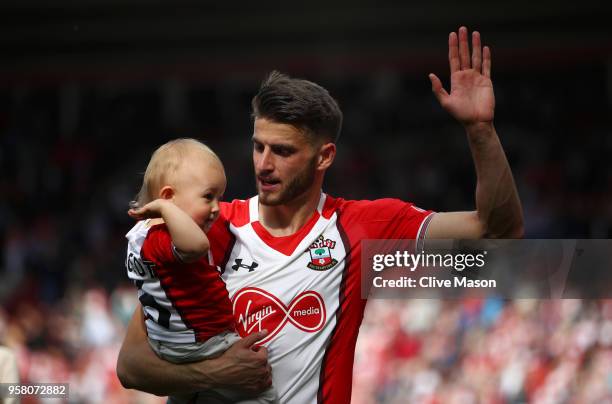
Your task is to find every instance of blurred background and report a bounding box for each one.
[1,1,611,402]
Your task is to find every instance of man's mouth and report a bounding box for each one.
[258,176,281,191]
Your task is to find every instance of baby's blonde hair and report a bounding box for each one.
[132,138,220,208]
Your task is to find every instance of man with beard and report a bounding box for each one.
[117,27,523,403]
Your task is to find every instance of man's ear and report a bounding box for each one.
[317,143,336,171]
[159,186,174,200]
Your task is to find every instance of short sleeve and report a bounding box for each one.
[141,224,182,265]
[207,201,243,270]
[341,198,435,247]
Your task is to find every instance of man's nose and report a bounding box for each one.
[257,148,274,172]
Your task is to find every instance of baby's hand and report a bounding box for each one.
[128,199,168,220]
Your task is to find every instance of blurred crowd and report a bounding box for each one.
[354,299,612,404]
[0,63,610,403]
[0,288,156,403]
[3,290,612,403]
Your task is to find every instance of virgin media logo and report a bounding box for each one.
[232,287,326,344]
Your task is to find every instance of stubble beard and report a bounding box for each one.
[257,157,317,206]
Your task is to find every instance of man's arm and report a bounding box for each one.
[426,27,523,239]
[116,309,272,396]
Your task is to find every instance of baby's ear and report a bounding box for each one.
[159,186,174,200]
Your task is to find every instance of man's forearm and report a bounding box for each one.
[117,341,213,395]
[466,122,524,238]
[116,309,272,396]
[116,309,216,395]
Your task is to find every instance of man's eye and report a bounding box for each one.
[274,147,293,157]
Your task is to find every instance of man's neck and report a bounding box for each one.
[258,189,321,237]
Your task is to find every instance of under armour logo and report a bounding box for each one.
[232,259,259,272]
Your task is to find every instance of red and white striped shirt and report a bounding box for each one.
[126,222,235,343]
[208,193,434,404]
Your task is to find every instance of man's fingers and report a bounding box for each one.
[240,330,269,348]
[429,74,449,104]
[251,345,268,361]
[458,26,470,70]
[471,31,482,73]
[483,46,492,78]
[448,32,460,74]
[264,366,273,388]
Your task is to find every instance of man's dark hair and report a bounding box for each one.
[251,71,343,144]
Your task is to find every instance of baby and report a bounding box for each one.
[125,138,277,404]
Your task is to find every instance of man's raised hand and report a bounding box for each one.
[429,26,495,128]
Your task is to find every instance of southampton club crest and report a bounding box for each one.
[307,235,338,271]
